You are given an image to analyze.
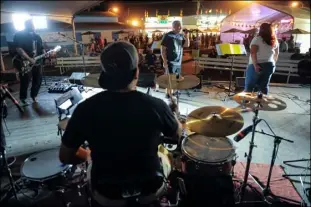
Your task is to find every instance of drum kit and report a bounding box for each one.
[1,74,297,206]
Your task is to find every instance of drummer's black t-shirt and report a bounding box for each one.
[61,90,178,189]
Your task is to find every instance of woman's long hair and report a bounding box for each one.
[258,23,277,47]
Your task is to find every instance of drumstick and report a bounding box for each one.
[167,73,174,103]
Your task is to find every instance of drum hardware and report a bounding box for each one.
[234,92,299,205]
[186,106,244,137]
[157,74,200,113]
[237,92,266,203]
[181,134,236,176]
[233,92,287,111]
[0,85,25,202]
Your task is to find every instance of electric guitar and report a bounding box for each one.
[12,45,61,76]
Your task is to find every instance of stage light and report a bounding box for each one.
[12,13,31,31]
[108,7,119,13]
[32,16,47,29]
[12,14,47,31]
[291,2,298,7]
[132,20,139,27]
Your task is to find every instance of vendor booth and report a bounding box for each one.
[220,2,310,53]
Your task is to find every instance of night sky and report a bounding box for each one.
[89,1,310,19]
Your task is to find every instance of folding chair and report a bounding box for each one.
[54,87,83,137]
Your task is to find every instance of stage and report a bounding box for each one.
[2,76,310,205]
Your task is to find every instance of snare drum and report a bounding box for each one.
[21,148,73,186]
[181,134,236,176]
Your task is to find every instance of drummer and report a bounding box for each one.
[59,41,182,206]
[161,20,189,98]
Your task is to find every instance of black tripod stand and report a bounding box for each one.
[237,93,300,205]
[0,85,24,202]
[223,55,236,101]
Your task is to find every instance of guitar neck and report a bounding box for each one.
[34,50,54,61]
[34,54,45,61]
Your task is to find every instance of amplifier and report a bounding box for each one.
[69,72,90,85]
[137,73,156,88]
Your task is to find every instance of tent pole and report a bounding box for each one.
[0,51,5,72]
[72,17,78,56]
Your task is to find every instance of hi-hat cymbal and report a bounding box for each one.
[157,74,200,90]
[186,106,244,137]
[233,92,287,111]
[82,73,100,88]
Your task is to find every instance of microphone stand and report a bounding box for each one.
[0,86,21,202]
[254,130,297,204]
[58,33,87,77]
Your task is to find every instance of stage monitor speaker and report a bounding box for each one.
[68,72,90,85]
[235,77,245,91]
[137,73,156,88]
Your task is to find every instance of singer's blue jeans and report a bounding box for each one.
[244,62,275,95]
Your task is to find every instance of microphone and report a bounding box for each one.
[234,119,262,142]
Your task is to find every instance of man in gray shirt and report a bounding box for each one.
[161,20,189,98]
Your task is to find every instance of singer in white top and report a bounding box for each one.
[244,23,279,95]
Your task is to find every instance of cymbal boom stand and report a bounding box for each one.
[238,92,299,205]
[239,96,262,202]
[0,87,19,202]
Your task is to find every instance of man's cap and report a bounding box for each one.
[99,41,138,89]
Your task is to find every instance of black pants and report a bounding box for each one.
[19,65,42,100]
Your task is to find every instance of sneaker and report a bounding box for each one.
[20,100,29,106]
[31,97,38,103]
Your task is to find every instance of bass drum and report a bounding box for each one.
[181,134,236,176]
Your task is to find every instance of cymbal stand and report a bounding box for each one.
[0,89,18,202]
[238,100,262,203]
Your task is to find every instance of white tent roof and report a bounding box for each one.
[1,1,102,24]
[221,2,310,25]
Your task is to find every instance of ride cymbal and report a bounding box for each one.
[186,106,244,137]
[233,92,287,111]
[157,74,200,90]
[82,73,100,88]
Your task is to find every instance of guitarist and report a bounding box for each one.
[13,19,46,106]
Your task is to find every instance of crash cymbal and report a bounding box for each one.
[233,92,287,111]
[186,106,244,137]
[82,73,100,88]
[157,74,200,90]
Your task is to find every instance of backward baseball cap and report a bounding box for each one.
[99,41,138,89]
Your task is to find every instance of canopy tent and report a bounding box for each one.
[0,1,102,63]
[0,1,102,24]
[220,2,310,53]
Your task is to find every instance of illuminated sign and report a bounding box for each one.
[145,16,182,28]
[196,15,226,27]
